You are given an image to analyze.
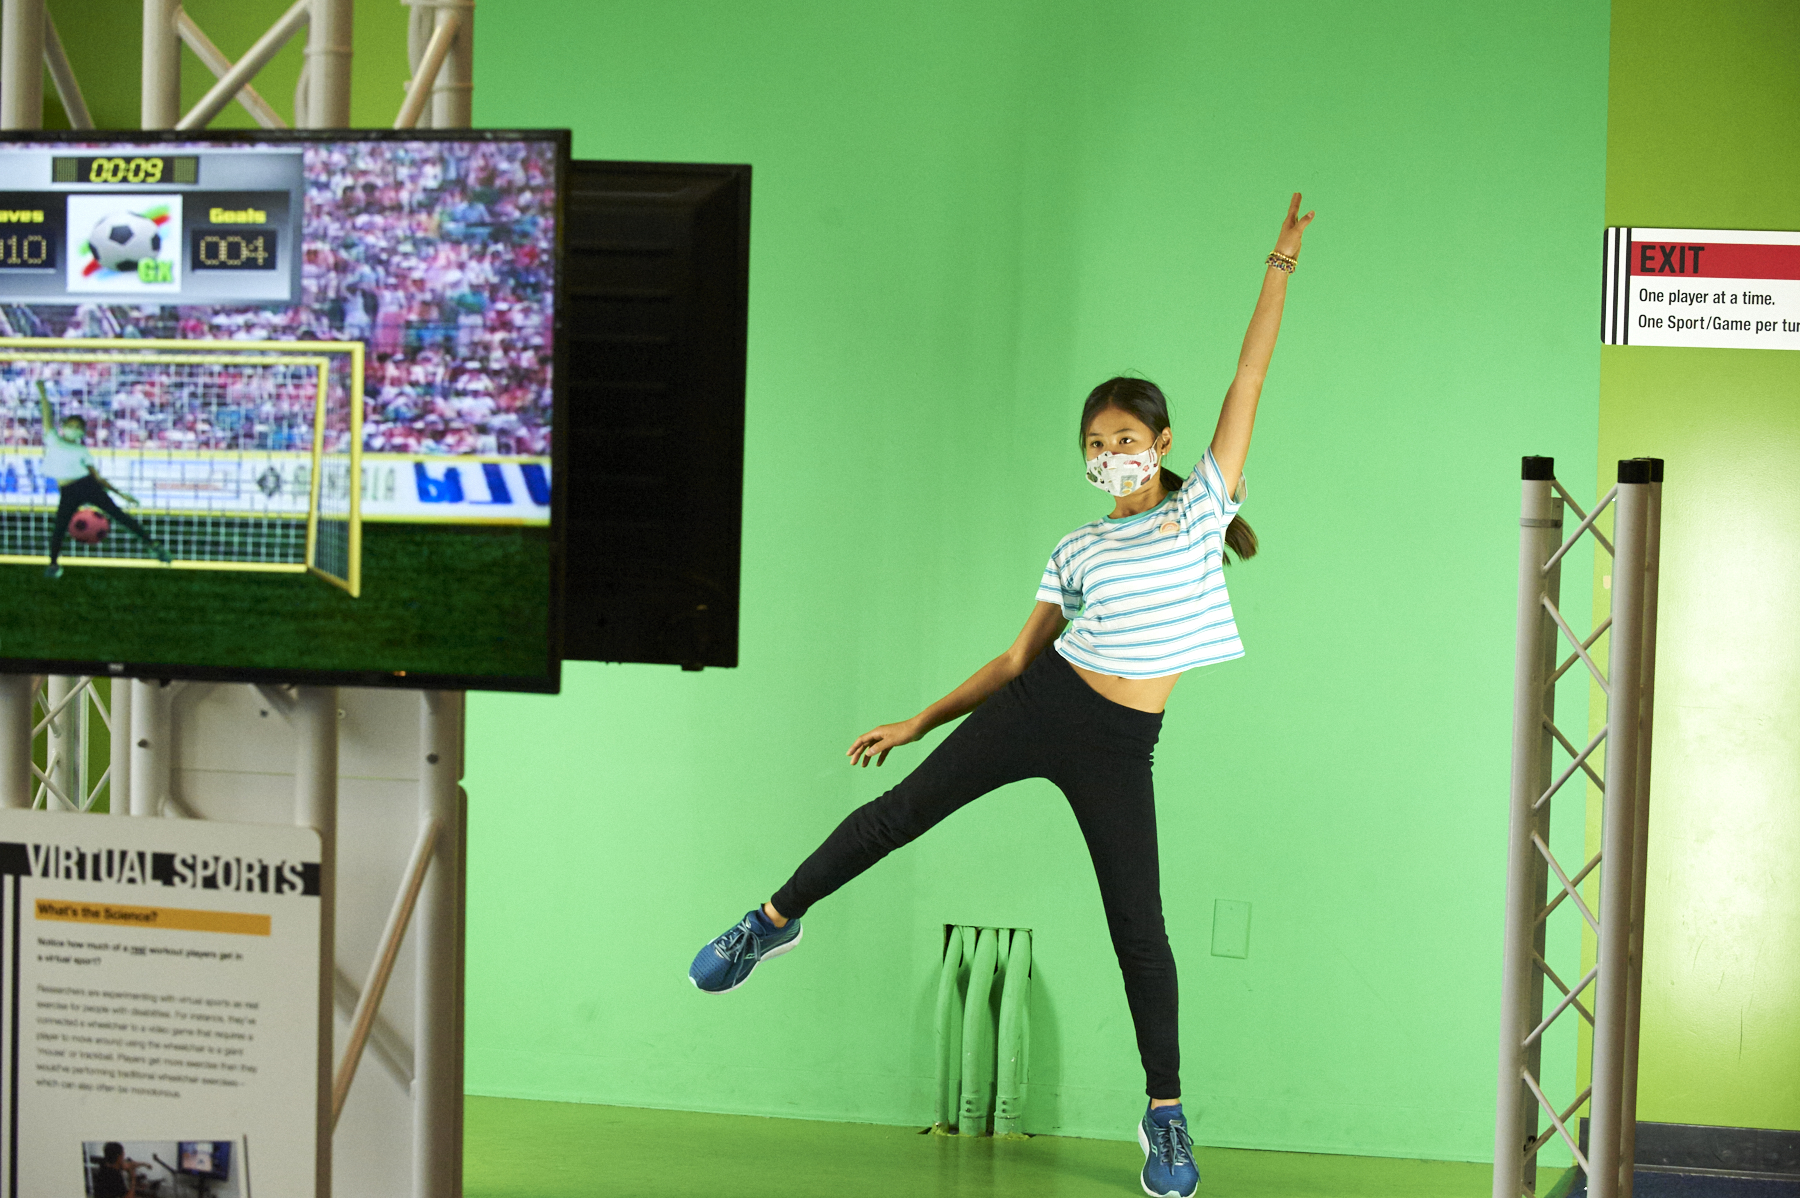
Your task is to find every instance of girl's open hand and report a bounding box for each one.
[847,718,922,768]
[1274,192,1315,260]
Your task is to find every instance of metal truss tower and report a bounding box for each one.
[0,3,480,1194]
[1493,456,1663,1198]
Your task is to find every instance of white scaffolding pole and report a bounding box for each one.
[0,675,31,808]
[109,679,133,816]
[1493,457,1564,1198]
[416,691,466,1198]
[296,688,339,1198]
[1493,457,1663,1198]
[307,0,354,127]
[1617,460,1662,1198]
[129,679,170,816]
[0,0,45,130]
[409,45,471,1194]
[141,0,181,128]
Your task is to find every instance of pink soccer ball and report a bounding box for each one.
[69,506,111,544]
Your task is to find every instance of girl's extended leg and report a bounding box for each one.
[770,687,1043,920]
[46,485,82,564]
[84,488,158,550]
[1055,752,1180,1099]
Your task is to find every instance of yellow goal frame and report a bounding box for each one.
[0,337,364,595]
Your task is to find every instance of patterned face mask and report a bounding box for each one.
[1086,445,1159,497]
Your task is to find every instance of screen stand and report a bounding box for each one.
[0,674,30,808]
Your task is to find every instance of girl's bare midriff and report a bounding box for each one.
[1069,662,1181,714]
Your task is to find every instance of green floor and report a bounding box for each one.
[466,1096,1497,1198]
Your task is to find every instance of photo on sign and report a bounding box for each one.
[80,1137,247,1198]
[65,194,183,293]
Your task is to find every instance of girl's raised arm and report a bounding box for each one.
[1209,192,1314,495]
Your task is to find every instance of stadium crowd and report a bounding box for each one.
[0,139,555,459]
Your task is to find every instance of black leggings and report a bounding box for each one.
[49,475,155,564]
[772,648,1181,1098]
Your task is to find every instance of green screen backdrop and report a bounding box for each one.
[463,0,1609,1159]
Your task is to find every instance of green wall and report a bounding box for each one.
[1592,0,1800,1131]
[465,0,1610,1158]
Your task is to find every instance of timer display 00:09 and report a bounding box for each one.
[188,228,278,272]
[51,156,199,185]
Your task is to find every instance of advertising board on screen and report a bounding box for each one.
[0,131,567,692]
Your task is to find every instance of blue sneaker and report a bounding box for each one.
[689,907,803,994]
[1138,1103,1199,1197]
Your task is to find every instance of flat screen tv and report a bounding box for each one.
[562,160,748,670]
[0,130,567,692]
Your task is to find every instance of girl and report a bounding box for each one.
[691,193,1314,1198]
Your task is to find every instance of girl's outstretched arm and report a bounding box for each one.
[847,601,1067,767]
[1210,191,1314,495]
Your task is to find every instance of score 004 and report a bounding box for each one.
[188,226,278,272]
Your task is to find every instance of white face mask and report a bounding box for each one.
[1086,445,1160,497]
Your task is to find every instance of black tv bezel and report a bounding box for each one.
[0,127,570,695]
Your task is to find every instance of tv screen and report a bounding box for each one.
[177,1141,230,1181]
[0,130,566,692]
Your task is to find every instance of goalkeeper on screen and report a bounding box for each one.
[38,383,170,578]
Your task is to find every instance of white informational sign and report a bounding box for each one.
[0,810,321,1198]
[1603,227,1800,349]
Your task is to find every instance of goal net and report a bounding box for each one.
[0,339,363,594]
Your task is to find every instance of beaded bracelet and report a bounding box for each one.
[1266,251,1297,274]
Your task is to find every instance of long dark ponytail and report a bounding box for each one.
[1079,376,1259,564]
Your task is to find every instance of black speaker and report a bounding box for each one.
[562,160,750,669]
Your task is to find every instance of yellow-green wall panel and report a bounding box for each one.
[1595,0,1800,1132]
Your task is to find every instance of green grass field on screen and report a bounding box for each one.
[0,523,551,681]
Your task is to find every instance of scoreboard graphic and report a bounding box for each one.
[0,147,299,304]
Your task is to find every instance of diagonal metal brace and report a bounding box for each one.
[1533,952,1595,1026]
[1524,963,1598,1048]
[1533,831,1600,934]
[31,760,74,810]
[1542,597,1609,694]
[32,675,93,738]
[1545,721,1606,794]
[1549,617,1612,689]
[1543,484,1617,574]
[1538,849,1601,927]
[1537,723,1607,811]
[1524,1084,1595,1163]
[1551,479,1614,556]
[1523,1069,1592,1175]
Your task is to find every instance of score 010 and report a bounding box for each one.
[189,229,278,272]
[0,232,53,268]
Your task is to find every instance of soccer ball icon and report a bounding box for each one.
[69,505,111,544]
[87,211,163,273]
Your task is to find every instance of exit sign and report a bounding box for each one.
[1602,227,1800,349]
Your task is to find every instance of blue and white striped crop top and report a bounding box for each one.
[1037,448,1247,679]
